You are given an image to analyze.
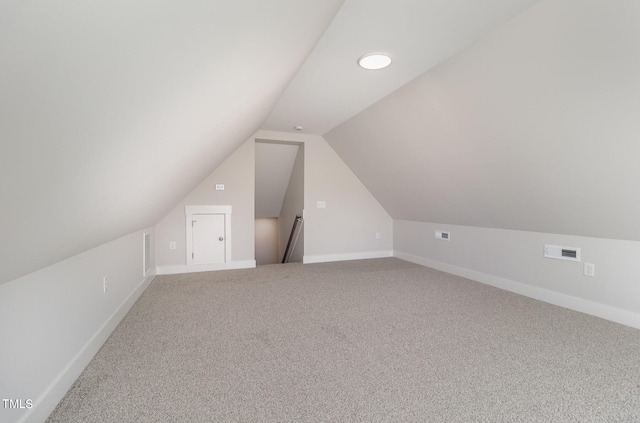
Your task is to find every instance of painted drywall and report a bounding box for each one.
[394,220,640,329]
[155,138,255,273]
[325,0,640,241]
[278,144,305,262]
[263,0,540,134]
[255,218,279,265]
[158,130,392,270]
[0,229,155,423]
[257,131,393,262]
[0,0,344,285]
[255,143,300,218]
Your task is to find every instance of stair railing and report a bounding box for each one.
[282,215,303,263]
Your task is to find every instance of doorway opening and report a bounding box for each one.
[255,141,304,265]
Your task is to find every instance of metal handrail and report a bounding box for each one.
[282,215,303,263]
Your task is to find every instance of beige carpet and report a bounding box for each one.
[47,258,640,422]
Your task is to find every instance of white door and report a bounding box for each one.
[192,214,225,264]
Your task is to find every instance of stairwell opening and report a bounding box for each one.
[254,140,304,265]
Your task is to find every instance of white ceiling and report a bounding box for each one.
[325,0,640,240]
[2,0,572,285]
[263,0,541,135]
[0,0,343,284]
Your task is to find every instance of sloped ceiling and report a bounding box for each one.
[325,0,640,241]
[264,0,541,134]
[0,0,344,284]
[6,0,633,285]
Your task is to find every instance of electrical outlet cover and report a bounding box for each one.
[584,263,595,277]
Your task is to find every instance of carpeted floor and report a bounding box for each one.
[47,258,640,422]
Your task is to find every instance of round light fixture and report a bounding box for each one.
[358,53,392,70]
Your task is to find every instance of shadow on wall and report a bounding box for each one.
[255,218,279,265]
[255,141,304,264]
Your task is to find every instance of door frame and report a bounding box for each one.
[185,205,232,266]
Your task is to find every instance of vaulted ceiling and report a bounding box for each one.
[264,0,540,134]
[324,0,640,241]
[3,0,636,284]
[0,0,344,283]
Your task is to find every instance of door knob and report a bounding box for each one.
[219,237,224,241]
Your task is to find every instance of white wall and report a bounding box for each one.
[155,138,255,273]
[255,142,299,218]
[156,130,393,271]
[278,144,305,262]
[0,229,155,423]
[255,218,279,265]
[394,220,640,329]
[257,130,393,263]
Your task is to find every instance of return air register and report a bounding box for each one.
[435,230,450,241]
[544,244,580,262]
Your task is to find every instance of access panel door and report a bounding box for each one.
[192,214,225,264]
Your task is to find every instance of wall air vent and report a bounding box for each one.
[143,232,151,276]
[435,230,450,241]
[544,244,580,262]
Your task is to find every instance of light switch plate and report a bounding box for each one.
[317,201,326,208]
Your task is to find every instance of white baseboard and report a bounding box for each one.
[303,250,393,264]
[156,260,256,275]
[23,272,156,423]
[395,251,640,330]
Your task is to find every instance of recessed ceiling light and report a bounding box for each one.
[358,53,392,70]
[295,126,303,131]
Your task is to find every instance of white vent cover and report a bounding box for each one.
[143,232,151,276]
[435,230,450,241]
[544,244,580,262]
